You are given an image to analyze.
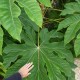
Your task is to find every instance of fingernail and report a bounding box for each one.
[32,65,34,67]
[29,73,31,74]
[31,62,33,64]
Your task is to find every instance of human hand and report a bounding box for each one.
[18,62,34,78]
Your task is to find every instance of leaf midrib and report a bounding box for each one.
[9,0,16,35]
[17,0,39,22]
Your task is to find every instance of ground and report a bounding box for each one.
[74,58,80,80]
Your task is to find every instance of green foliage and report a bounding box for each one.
[0,0,43,41]
[57,1,80,56]
[0,0,78,80]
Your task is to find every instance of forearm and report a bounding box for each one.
[5,73,22,80]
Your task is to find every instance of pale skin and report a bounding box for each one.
[18,62,34,78]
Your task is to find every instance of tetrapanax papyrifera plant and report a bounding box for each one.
[0,0,77,80]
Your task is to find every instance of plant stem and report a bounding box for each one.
[49,8,62,12]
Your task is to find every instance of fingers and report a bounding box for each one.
[28,65,34,71]
[27,73,31,76]
[24,62,34,73]
[18,62,34,78]
[26,62,33,68]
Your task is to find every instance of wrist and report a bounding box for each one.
[18,71,24,78]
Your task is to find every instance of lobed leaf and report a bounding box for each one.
[3,28,73,80]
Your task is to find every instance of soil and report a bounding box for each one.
[74,58,80,80]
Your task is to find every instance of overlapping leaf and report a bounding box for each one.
[3,27,73,80]
[16,0,43,28]
[19,9,38,31]
[0,0,22,41]
[60,2,80,15]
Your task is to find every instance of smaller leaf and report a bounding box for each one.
[64,21,80,44]
[57,14,80,31]
[61,2,80,15]
[74,33,80,56]
[16,0,43,28]
[0,27,3,55]
[39,0,51,7]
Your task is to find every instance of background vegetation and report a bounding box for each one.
[0,0,79,80]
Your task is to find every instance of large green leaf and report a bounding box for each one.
[0,27,3,55]
[3,28,73,80]
[16,0,43,28]
[39,0,51,7]
[0,0,22,41]
[74,33,80,56]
